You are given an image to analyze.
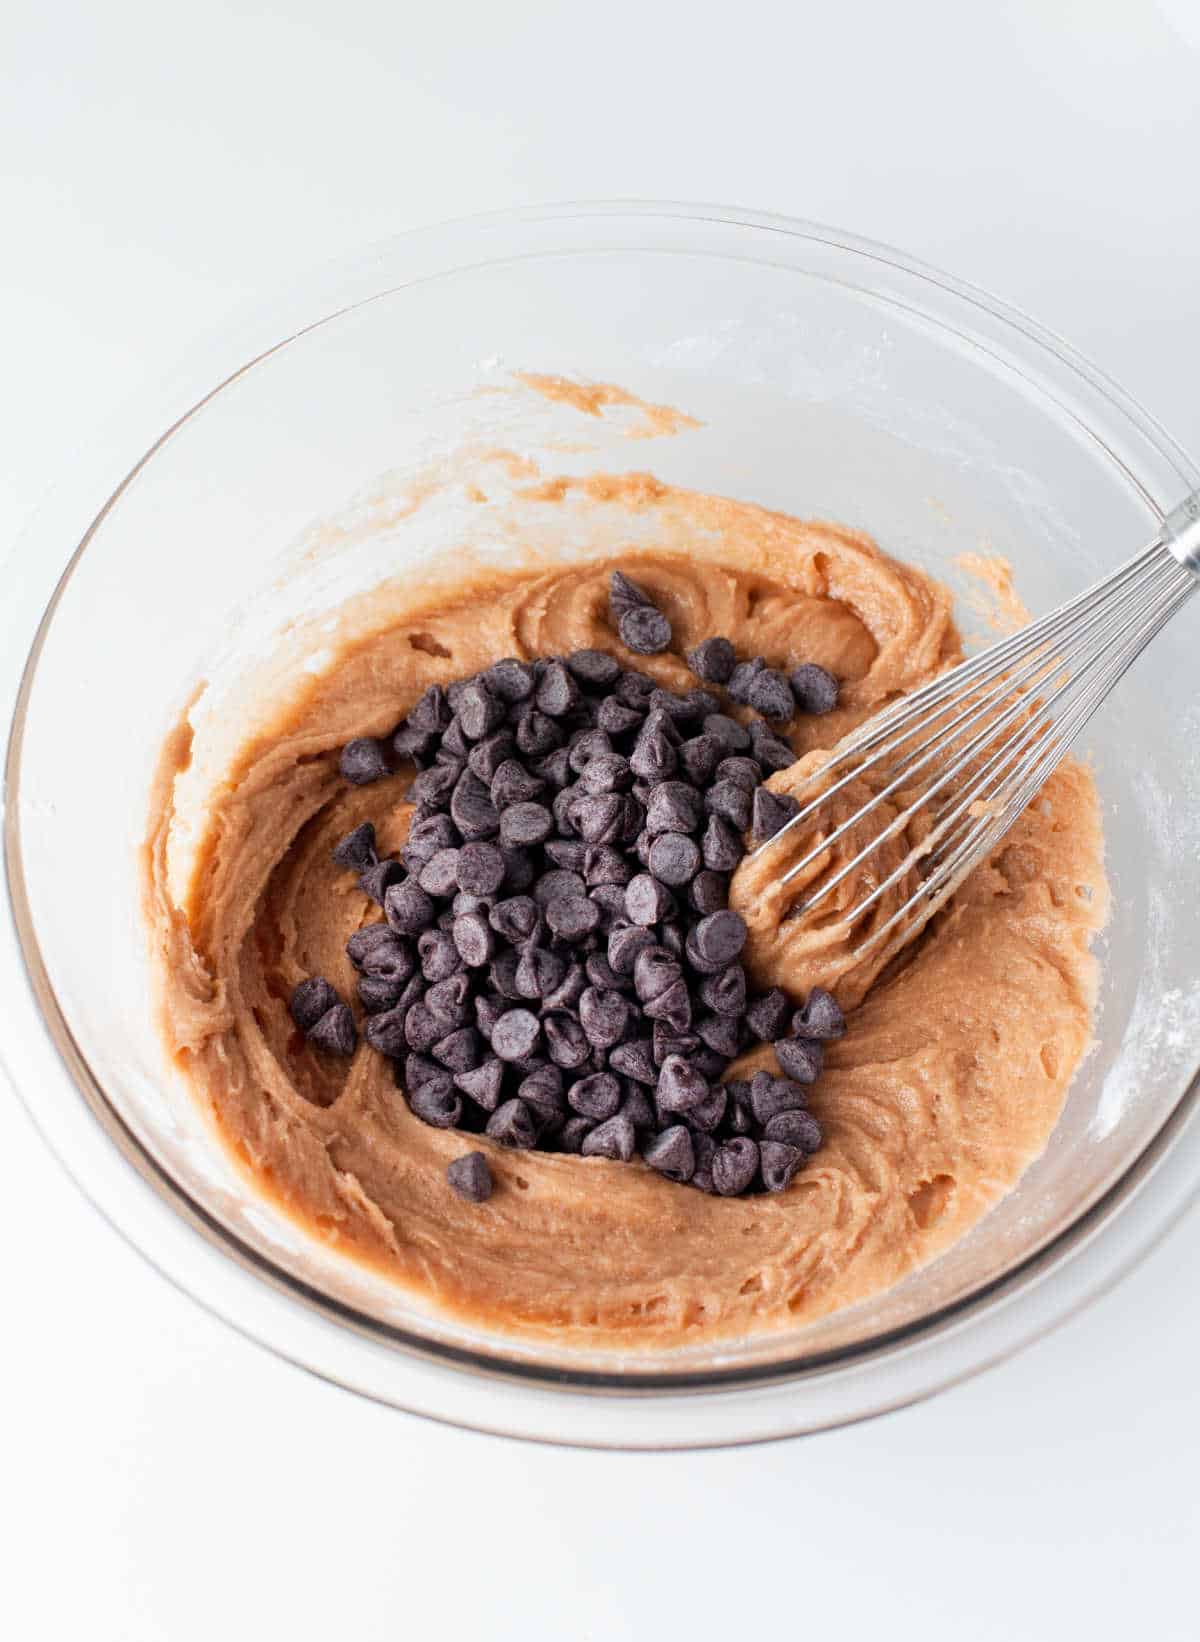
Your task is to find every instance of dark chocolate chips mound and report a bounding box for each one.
[294,570,847,1200]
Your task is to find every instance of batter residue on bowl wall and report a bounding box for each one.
[144,470,1107,1347]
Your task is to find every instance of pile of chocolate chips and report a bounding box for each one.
[292,571,845,1201]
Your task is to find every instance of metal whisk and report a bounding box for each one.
[756,492,1200,960]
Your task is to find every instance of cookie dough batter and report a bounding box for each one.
[145,482,1106,1345]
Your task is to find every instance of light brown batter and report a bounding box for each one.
[145,481,1106,1346]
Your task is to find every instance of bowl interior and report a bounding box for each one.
[12,216,1200,1383]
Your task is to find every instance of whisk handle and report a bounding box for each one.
[1163,491,1200,577]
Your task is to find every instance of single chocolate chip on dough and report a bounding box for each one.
[309,1003,357,1057]
[790,663,840,715]
[619,605,672,656]
[447,1151,493,1202]
[290,976,339,1034]
[331,821,378,872]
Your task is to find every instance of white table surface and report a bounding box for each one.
[4,3,1199,1637]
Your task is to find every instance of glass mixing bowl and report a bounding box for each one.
[3,203,1200,1448]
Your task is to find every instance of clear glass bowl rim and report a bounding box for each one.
[3,199,1199,1445]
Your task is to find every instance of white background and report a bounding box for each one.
[3,3,1199,1637]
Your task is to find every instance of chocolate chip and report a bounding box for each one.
[488,949,523,1000]
[429,1026,479,1073]
[697,816,740,877]
[690,1131,717,1193]
[679,734,721,784]
[608,924,655,975]
[623,874,672,927]
[535,661,580,719]
[544,895,601,945]
[384,879,435,936]
[749,1071,808,1123]
[629,721,677,782]
[699,963,746,1016]
[515,943,566,1000]
[639,1126,692,1184]
[617,1084,655,1129]
[439,718,471,762]
[491,1008,541,1062]
[775,1036,823,1084]
[585,953,627,993]
[749,722,795,773]
[689,870,729,915]
[705,780,752,832]
[567,1072,621,1120]
[425,972,471,1029]
[359,859,403,905]
[632,947,680,1005]
[596,696,644,736]
[534,868,586,906]
[714,755,758,792]
[556,1116,593,1153]
[444,769,498,843]
[459,681,505,742]
[580,753,631,796]
[401,815,458,871]
[446,841,502,899]
[794,986,846,1041]
[305,1003,355,1057]
[485,658,536,703]
[748,668,795,722]
[726,657,765,705]
[703,714,751,754]
[486,1098,538,1149]
[764,1109,823,1152]
[648,832,701,887]
[392,722,436,761]
[745,988,789,1041]
[581,1113,636,1161]
[365,1005,410,1058]
[452,912,494,968]
[565,647,620,688]
[686,636,736,684]
[409,761,460,808]
[290,976,339,1033]
[726,1083,756,1136]
[514,709,563,759]
[409,684,453,734]
[790,663,839,715]
[752,786,801,843]
[518,1064,566,1124]
[691,909,747,967]
[418,848,461,897]
[346,922,402,970]
[598,1039,650,1089]
[489,895,540,944]
[581,846,630,890]
[497,801,553,848]
[404,1002,443,1053]
[455,1058,505,1112]
[656,1054,709,1114]
[696,1014,739,1059]
[712,1137,759,1196]
[409,1077,463,1129]
[340,737,391,785]
[405,1052,443,1089]
[567,727,612,771]
[358,974,405,1013]
[571,793,625,845]
[644,978,692,1032]
[489,759,545,812]
[687,1082,728,1132]
[579,987,629,1048]
[659,922,684,960]
[447,1151,493,1202]
[645,782,703,837]
[474,994,506,1038]
[418,928,463,982]
[757,1140,803,1192]
[543,1010,591,1068]
[331,821,378,872]
[608,569,653,618]
[533,746,573,790]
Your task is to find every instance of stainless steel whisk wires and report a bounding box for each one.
[755,492,1200,959]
